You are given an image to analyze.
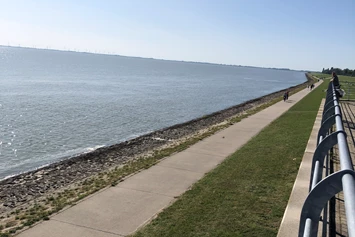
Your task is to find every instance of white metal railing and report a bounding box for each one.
[299,82,355,237]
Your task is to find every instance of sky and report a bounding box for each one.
[0,0,354,71]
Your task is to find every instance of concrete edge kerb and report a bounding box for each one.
[277,98,326,237]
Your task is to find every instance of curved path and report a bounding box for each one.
[18,82,322,237]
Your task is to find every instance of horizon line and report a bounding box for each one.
[0,44,314,72]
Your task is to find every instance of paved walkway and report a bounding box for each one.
[17,82,321,237]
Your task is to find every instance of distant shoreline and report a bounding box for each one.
[0,45,311,72]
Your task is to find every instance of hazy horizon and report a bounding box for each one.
[0,45,315,72]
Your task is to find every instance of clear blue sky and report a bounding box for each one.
[0,0,354,71]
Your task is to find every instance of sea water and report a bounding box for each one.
[0,46,306,179]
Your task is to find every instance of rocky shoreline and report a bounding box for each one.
[0,76,311,214]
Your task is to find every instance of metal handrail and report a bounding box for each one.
[298,82,355,237]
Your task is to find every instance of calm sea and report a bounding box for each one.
[0,46,306,179]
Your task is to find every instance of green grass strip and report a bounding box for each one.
[132,81,328,237]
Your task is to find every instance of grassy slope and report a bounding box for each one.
[132,81,328,237]
[339,75,355,81]
[311,73,332,80]
[312,72,354,82]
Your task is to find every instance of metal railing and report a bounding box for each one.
[299,82,355,237]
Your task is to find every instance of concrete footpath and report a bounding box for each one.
[17,82,321,237]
